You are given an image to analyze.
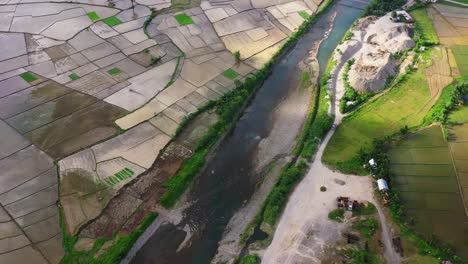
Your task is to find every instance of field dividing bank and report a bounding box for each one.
[322,52,436,173]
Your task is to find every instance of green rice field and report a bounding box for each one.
[452,46,468,76]
[410,8,439,45]
[388,126,468,260]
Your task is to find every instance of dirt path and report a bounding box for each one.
[262,57,401,263]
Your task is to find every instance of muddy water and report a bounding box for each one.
[131,1,367,263]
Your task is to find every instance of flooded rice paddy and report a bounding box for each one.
[388,123,468,260]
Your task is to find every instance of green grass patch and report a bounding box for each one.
[223,69,239,80]
[452,0,468,4]
[174,13,193,25]
[239,254,261,264]
[87,11,100,21]
[69,73,79,80]
[20,72,38,83]
[410,8,439,45]
[298,10,309,20]
[107,67,121,75]
[452,45,468,76]
[353,218,379,238]
[328,208,345,222]
[323,52,435,174]
[103,16,122,27]
[353,202,377,216]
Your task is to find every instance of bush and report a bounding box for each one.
[320,186,327,192]
[339,59,372,113]
[239,254,260,264]
[353,202,377,216]
[234,50,241,63]
[328,208,345,222]
[353,218,379,238]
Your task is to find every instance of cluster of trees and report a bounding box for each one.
[339,59,371,113]
[363,0,407,16]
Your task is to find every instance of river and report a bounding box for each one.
[129,0,367,263]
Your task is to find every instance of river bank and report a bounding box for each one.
[123,1,352,263]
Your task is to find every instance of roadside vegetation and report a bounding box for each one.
[339,59,372,113]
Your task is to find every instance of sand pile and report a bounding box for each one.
[335,14,415,93]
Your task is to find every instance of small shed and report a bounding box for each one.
[377,179,389,191]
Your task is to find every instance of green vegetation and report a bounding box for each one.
[424,76,468,124]
[238,254,260,264]
[234,50,241,63]
[296,59,335,160]
[143,10,157,37]
[353,218,379,238]
[410,8,439,46]
[452,45,468,76]
[339,58,371,113]
[223,69,239,80]
[174,13,193,25]
[69,73,79,80]
[328,208,345,222]
[323,50,435,174]
[363,0,406,16]
[161,0,335,232]
[353,202,377,216]
[342,248,368,263]
[103,16,122,27]
[151,56,161,64]
[60,210,158,264]
[20,72,38,83]
[103,168,134,186]
[107,67,121,75]
[449,101,468,123]
[87,12,100,21]
[298,10,309,20]
[262,161,308,225]
[453,0,468,3]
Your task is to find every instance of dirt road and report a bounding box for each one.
[262,58,401,263]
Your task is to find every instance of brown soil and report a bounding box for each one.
[77,113,217,239]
